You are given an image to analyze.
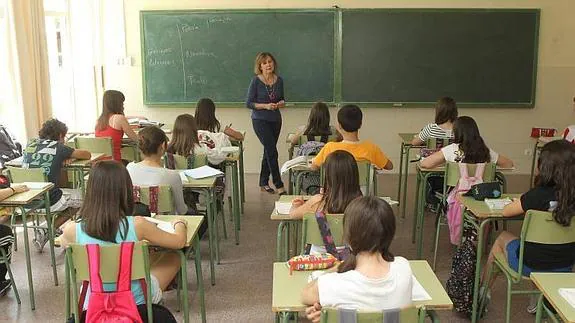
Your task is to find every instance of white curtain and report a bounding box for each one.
[3,0,52,141]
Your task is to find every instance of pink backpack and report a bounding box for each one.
[446,163,485,245]
[78,242,145,323]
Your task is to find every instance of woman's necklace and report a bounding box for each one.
[263,75,276,101]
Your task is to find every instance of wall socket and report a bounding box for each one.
[524,148,533,156]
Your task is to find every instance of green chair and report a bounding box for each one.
[64,242,154,323]
[0,245,20,304]
[163,152,208,169]
[320,160,375,196]
[482,210,575,323]
[320,306,425,323]
[74,137,113,157]
[301,213,344,254]
[133,185,175,215]
[431,162,496,270]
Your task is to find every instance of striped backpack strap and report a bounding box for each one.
[133,186,141,203]
[149,186,159,214]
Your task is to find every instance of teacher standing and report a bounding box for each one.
[246,52,286,195]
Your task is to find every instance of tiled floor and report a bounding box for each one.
[0,173,550,322]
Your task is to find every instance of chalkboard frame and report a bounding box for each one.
[140,9,339,106]
[140,8,540,108]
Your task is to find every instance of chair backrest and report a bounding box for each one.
[121,145,141,162]
[320,160,374,195]
[163,152,208,169]
[74,137,113,157]
[298,132,339,145]
[133,185,174,214]
[6,166,47,182]
[320,306,424,323]
[443,162,496,188]
[426,137,452,149]
[65,241,153,323]
[301,213,344,253]
[522,210,575,245]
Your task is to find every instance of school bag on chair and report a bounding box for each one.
[295,136,326,195]
[446,163,485,245]
[79,242,144,323]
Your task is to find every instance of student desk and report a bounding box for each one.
[272,260,452,323]
[182,175,219,286]
[154,215,206,323]
[397,133,425,219]
[222,148,242,246]
[531,272,575,323]
[271,195,308,261]
[457,194,523,323]
[412,164,514,259]
[0,182,54,310]
[529,136,563,188]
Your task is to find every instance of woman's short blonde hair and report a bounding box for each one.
[253,52,277,75]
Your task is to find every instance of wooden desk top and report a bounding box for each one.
[272,260,452,312]
[398,133,423,146]
[270,195,310,221]
[154,215,203,247]
[416,164,516,174]
[531,272,575,323]
[5,153,105,168]
[181,175,218,189]
[457,194,521,219]
[0,182,54,205]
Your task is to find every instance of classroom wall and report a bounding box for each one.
[105,0,575,174]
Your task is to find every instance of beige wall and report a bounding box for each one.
[106,0,575,174]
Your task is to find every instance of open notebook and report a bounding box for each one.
[143,217,175,234]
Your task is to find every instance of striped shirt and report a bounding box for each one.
[417,123,453,142]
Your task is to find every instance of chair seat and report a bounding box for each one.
[493,252,531,281]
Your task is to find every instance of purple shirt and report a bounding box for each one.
[245,76,284,122]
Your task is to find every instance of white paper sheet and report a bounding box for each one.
[275,201,293,215]
[412,275,432,301]
[485,197,512,210]
[379,196,399,206]
[183,165,224,179]
[559,288,575,309]
[144,217,175,234]
[22,182,52,190]
[280,156,309,174]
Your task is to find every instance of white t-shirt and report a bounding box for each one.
[126,162,188,215]
[317,256,413,311]
[563,125,575,144]
[440,143,499,164]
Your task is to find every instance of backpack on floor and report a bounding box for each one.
[0,125,21,168]
[446,228,477,317]
[79,242,145,323]
[295,138,325,195]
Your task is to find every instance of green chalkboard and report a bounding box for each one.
[341,9,539,106]
[141,10,336,105]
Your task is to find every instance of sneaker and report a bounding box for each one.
[527,295,538,314]
[33,228,49,253]
[0,279,12,297]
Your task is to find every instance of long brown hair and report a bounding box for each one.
[304,102,331,136]
[536,140,575,226]
[434,96,458,124]
[167,114,200,157]
[320,150,362,214]
[194,98,220,133]
[338,196,396,273]
[96,90,125,131]
[453,116,491,163]
[79,161,134,243]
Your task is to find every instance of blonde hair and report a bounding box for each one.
[253,52,277,75]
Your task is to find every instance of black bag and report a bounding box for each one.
[0,125,21,168]
[464,182,502,200]
[446,228,477,317]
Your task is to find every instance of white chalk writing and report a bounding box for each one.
[149,58,176,66]
[180,23,200,32]
[147,48,173,55]
[185,50,216,58]
[187,75,207,86]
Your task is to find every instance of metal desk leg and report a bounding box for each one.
[19,206,35,309]
[397,142,405,202]
[415,172,429,259]
[193,234,207,323]
[529,140,538,188]
[205,189,216,285]
[231,161,240,244]
[471,219,493,323]
[276,221,287,261]
[179,250,190,323]
[238,142,245,211]
[44,191,58,286]
[412,170,422,244]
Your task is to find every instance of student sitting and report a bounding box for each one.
[95,90,139,163]
[61,160,186,311]
[420,116,514,169]
[290,150,362,253]
[482,140,575,314]
[23,118,91,251]
[0,184,28,296]
[195,97,244,141]
[126,126,188,215]
[302,196,412,322]
[411,97,458,146]
[290,102,340,146]
[311,104,392,171]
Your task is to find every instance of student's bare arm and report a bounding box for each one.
[116,115,139,141]
[71,149,91,160]
[420,150,445,169]
[134,216,187,249]
[411,136,425,146]
[496,154,514,169]
[502,199,524,217]
[301,280,320,305]
[383,159,393,170]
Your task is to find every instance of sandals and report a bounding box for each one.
[260,186,275,194]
